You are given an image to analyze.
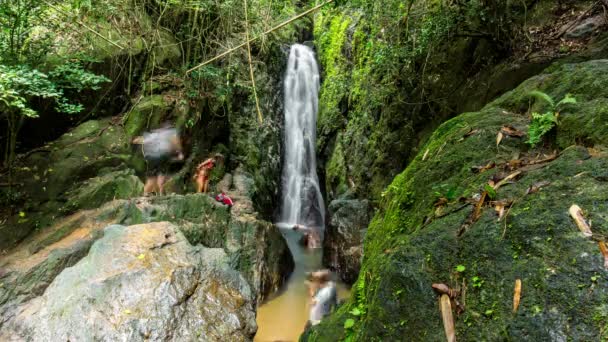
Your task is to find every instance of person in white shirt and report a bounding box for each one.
[305,269,337,328]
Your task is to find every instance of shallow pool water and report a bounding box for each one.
[255,226,350,342]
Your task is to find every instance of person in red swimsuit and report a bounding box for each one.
[193,157,215,193]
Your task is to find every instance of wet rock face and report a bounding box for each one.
[564,15,606,39]
[1,223,256,341]
[0,191,291,321]
[323,196,371,284]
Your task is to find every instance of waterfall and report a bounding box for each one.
[280,44,325,230]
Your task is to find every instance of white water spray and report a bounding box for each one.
[280,44,325,230]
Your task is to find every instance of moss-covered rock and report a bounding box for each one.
[63,170,142,212]
[305,60,608,341]
[123,95,173,137]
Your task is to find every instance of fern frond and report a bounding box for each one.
[556,93,577,108]
[528,90,555,108]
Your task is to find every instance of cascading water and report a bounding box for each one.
[280,44,325,230]
[255,44,348,342]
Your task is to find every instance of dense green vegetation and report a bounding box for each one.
[315,0,544,202]
[0,0,109,165]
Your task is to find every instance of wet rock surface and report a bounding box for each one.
[1,222,256,341]
[323,195,371,284]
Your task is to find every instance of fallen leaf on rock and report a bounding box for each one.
[569,204,592,237]
[459,191,488,236]
[440,295,456,342]
[432,283,459,298]
[493,171,522,191]
[422,148,430,161]
[491,200,513,220]
[513,279,522,313]
[496,132,504,146]
[527,152,558,166]
[434,197,449,207]
[500,125,525,137]
[526,181,551,194]
[471,161,496,174]
[599,242,608,270]
[506,159,523,171]
[459,128,480,142]
[587,147,608,158]
[137,253,145,260]
[464,128,480,137]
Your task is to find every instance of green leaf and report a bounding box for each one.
[528,90,555,108]
[455,265,466,273]
[484,184,497,199]
[556,94,577,108]
[349,307,362,316]
[344,318,355,329]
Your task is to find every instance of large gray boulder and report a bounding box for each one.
[1,222,256,341]
[323,196,372,284]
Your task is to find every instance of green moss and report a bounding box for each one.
[325,134,348,197]
[123,95,171,137]
[309,60,608,341]
[315,13,352,143]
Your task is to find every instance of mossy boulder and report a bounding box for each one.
[63,170,142,212]
[123,95,173,137]
[1,119,135,250]
[305,60,608,341]
[323,195,372,284]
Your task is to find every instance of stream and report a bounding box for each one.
[255,225,350,342]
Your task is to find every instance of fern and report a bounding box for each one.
[556,93,577,108]
[526,92,577,146]
[527,112,558,146]
[529,90,555,108]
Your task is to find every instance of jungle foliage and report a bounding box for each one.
[0,0,109,166]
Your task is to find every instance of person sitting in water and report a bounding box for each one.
[134,125,184,196]
[292,224,321,249]
[305,269,337,328]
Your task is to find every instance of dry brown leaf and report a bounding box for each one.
[527,152,558,166]
[506,159,523,171]
[463,128,480,138]
[588,147,608,158]
[496,132,504,146]
[569,204,592,237]
[526,181,551,195]
[440,294,456,342]
[493,171,522,191]
[434,197,449,207]
[491,200,513,220]
[599,242,608,270]
[513,279,522,313]
[459,191,488,236]
[471,161,496,174]
[432,283,459,298]
[501,125,526,137]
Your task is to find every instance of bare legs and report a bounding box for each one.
[144,176,157,196]
[143,174,167,196]
[157,174,166,196]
